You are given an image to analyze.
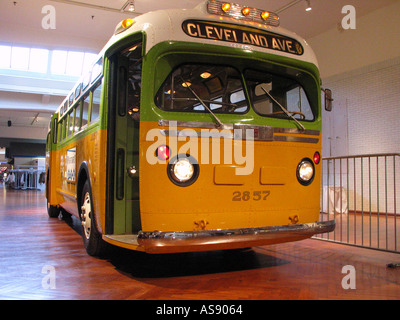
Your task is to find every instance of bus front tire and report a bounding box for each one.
[79,180,109,257]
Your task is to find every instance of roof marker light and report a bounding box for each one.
[242,7,251,16]
[261,11,270,20]
[221,3,231,12]
[207,0,280,27]
[114,18,135,35]
[122,18,134,29]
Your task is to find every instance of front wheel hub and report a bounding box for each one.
[81,192,92,240]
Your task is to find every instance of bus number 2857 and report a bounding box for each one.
[232,190,271,201]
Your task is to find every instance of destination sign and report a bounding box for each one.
[182,20,304,56]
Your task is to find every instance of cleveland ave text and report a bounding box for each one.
[182,20,304,55]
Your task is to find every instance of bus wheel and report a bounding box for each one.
[80,180,109,257]
[47,201,60,218]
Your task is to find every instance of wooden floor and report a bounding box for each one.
[1,185,400,300]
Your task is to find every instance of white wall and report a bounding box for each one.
[308,1,400,158]
[311,2,400,215]
[323,58,400,157]
[308,1,400,79]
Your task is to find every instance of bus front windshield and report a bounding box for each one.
[155,63,315,121]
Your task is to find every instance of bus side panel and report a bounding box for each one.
[74,129,108,234]
[52,128,107,235]
[46,150,61,207]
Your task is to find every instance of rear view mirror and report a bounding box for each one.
[324,88,333,111]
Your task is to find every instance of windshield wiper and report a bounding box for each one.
[179,77,226,128]
[260,86,305,131]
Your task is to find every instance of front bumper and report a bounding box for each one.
[137,220,335,253]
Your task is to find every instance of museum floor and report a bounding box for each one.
[1,186,399,300]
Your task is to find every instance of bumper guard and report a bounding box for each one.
[137,220,335,253]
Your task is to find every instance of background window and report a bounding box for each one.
[0,45,11,69]
[10,46,30,70]
[82,53,97,74]
[51,50,67,74]
[29,48,49,73]
[66,51,84,76]
[1,44,95,76]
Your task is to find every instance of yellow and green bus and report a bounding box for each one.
[46,0,335,256]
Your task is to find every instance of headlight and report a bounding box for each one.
[297,159,315,186]
[168,154,199,187]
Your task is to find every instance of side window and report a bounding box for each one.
[74,101,82,132]
[91,58,103,83]
[46,132,51,152]
[62,118,67,141]
[66,110,73,137]
[57,121,62,143]
[68,94,73,106]
[90,80,102,123]
[74,83,82,100]
[81,92,90,127]
[82,72,91,90]
[52,118,58,144]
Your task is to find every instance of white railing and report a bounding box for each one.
[316,153,400,254]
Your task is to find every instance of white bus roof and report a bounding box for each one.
[103,0,319,68]
[56,1,320,118]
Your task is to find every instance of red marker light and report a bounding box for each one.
[156,145,170,160]
[313,152,321,164]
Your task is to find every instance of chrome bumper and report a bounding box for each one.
[137,221,335,254]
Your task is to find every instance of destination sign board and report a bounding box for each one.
[182,20,304,56]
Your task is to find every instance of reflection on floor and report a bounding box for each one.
[1,186,399,300]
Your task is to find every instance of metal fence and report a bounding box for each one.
[316,153,400,254]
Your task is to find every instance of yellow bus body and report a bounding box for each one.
[46,1,335,255]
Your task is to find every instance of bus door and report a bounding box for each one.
[107,41,142,235]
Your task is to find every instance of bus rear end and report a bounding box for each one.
[100,0,335,254]
[137,55,333,253]
[109,1,335,253]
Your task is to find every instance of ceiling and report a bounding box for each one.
[1,0,396,42]
[0,0,398,149]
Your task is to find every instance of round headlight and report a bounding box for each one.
[168,154,199,187]
[173,159,194,182]
[297,159,315,186]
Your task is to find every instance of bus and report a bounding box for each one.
[46,0,335,256]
